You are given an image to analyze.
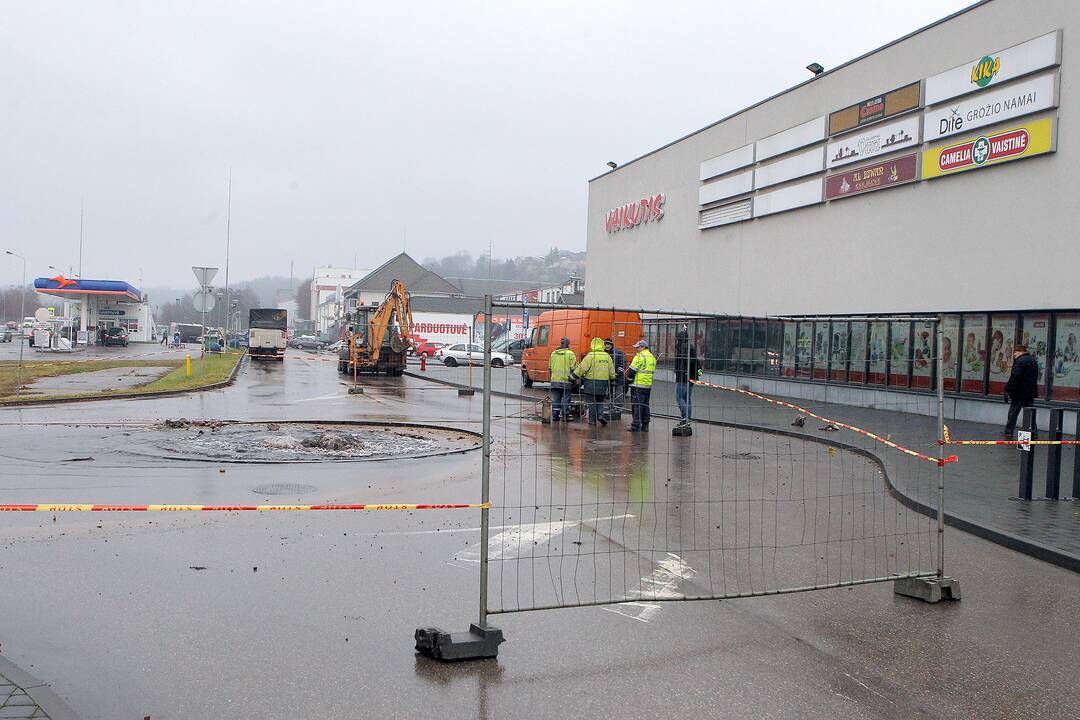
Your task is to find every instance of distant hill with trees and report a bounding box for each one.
[421,248,584,285]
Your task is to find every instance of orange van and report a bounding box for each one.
[520,309,643,387]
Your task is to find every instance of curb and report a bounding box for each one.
[0,655,80,720]
[0,353,247,408]
[404,370,1080,574]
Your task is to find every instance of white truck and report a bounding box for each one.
[248,308,287,361]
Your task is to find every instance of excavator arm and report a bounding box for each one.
[350,279,413,369]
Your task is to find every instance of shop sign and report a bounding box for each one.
[825,153,917,201]
[923,71,1057,141]
[98,309,126,316]
[921,115,1055,179]
[752,177,822,218]
[828,82,920,136]
[605,193,665,233]
[924,30,1061,105]
[826,115,920,169]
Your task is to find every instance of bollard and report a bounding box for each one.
[1017,407,1037,500]
[185,353,191,378]
[1073,410,1080,500]
[1045,409,1063,500]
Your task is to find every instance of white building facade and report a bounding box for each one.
[584,1,1080,425]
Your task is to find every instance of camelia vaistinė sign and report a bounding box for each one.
[924,30,1061,105]
[824,153,918,201]
[923,71,1058,141]
[921,115,1055,180]
[605,193,665,233]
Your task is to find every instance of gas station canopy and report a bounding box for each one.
[34,276,143,302]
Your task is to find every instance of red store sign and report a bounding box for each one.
[605,193,665,233]
[825,153,918,201]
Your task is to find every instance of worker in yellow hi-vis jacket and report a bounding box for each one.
[573,337,616,426]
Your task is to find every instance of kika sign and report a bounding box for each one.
[605,193,665,233]
[921,115,1055,179]
[924,30,1061,105]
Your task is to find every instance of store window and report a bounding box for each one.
[812,322,829,380]
[765,320,782,376]
[941,315,961,392]
[960,314,987,394]
[830,321,848,382]
[911,321,934,390]
[1051,313,1080,402]
[867,321,888,385]
[987,314,1018,395]
[796,321,813,379]
[781,322,796,378]
[1021,314,1049,398]
[888,321,911,387]
[849,321,867,383]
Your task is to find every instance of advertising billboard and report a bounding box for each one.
[921,115,1055,180]
[924,30,1061,105]
[923,72,1058,142]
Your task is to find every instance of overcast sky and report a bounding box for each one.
[2,0,972,290]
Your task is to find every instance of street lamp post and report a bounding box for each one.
[5,250,27,396]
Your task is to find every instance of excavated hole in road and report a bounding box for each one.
[127,421,481,463]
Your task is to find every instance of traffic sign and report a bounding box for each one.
[193,290,217,312]
[192,266,219,287]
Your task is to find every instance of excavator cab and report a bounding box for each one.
[337,280,412,377]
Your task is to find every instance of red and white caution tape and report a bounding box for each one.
[941,424,1080,446]
[0,502,490,512]
[691,379,957,466]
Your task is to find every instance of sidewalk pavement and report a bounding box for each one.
[411,364,1080,570]
[0,656,78,720]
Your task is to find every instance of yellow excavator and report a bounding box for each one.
[337,279,413,376]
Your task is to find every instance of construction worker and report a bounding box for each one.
[626,339,656,432]
[603,337,627,418]
[548,337,577,422]
[573,337,616,426]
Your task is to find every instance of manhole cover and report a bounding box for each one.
[716,452,762,460]
[252,483,317,495]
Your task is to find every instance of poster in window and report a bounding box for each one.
[911,321,935,389]
[849,321,867,383]
[960,314,987,393]
[830,322,848,382]
[782,322,796,377]
[888,321,910,387]
[1051,313,1080,402]
[941,315,961,392]
[796,322,813,378]
[867,322,888,384]
[987,315,1018,395]
[1022,314,1049,396]
[813,322,829,379]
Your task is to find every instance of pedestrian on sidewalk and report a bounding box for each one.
[573,337,615,426]
[1003,343,1039,436]
[548,337,577,422]
[674,328,701,426]
[626,339,656,432]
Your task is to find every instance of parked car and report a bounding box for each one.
[0,329,11,342]
[413,339,446,358]
[102,327,129,347]
[435,343,513,368]
[494,337,526,364]
[294,335,324,351]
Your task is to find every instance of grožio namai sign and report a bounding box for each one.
[605,193,666,233]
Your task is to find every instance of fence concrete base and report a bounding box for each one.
[894,576,962,603]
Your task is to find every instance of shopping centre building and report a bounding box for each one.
[584,0,1079,426]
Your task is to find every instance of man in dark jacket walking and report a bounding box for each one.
[674,329,701,427]
[1003,343,1040,436]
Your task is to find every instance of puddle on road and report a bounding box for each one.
[123,421,480,463]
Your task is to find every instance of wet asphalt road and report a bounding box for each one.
[0,352,1079,719]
